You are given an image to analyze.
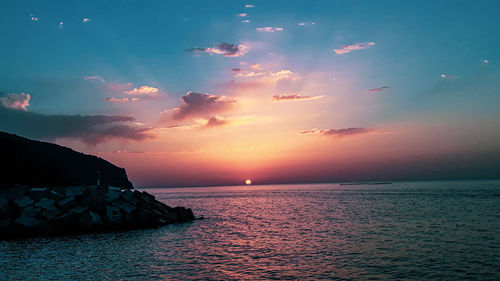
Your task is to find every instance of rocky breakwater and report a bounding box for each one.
[0,185,195,239]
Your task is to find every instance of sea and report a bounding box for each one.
[1,181,499,280]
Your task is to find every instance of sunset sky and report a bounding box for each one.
[1,0,499,187]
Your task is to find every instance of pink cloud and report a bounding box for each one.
[256,27,284,32]
[107,82,133,92]
[105,97,129,103]
[334,42,375,54]
[0,93,31,111]
[440,74,457,79]
[238,13,247,17]
[84,75,105,82]
[273,94,323,102]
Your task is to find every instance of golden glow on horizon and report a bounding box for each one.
[245,179,252,185]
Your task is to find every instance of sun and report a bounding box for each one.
[245,179,252,185]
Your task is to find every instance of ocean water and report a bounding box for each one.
[1,181,500,280]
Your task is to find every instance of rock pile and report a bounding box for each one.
[0,185,195,239]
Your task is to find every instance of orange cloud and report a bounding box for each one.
[169,91,237,121]
[123,86,159,95]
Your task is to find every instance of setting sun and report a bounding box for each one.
[245,179,252,185]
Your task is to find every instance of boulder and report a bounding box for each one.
[13,196,34,209]
[28,188,48,201]
[0,196,11,217]
[65,186,84,197]
[112,200,136,215]
[15,215,43,228]
[57,196,77,210]
[40,207,61,220]
[79,211,103,228]
[105,188,121,202]
[81,187,106,211]
[48,190,66,201]
[35,197,56,209]
[122,190,139,204]
[105,205,122,224]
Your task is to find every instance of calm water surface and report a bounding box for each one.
[1,181,500,280]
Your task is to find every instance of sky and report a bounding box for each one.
[1,0,499,187]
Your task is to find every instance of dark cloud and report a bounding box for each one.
[172,91,236,120]
[187,43,249,57]
[273,94,323,102]
[301,128,373,137]
[231,68,242,72]
[368,86,390,92]
[203,116,228,128]
[0,106,152,145]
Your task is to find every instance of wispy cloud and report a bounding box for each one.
[169,91,237,120]
[0,93,31,111]
[334,42,375,54]
[369,86,390,92]
[234,71,266,78]
[256,27,284,32]
[123,86,159,95]
[84,75,105,82]
[105,97,129,103]
[58,22,64,29]
[82,18,91,23]
[298,22,315,26]
[242,20,250,23]
[30,14,38,21]
[300,127,373,137]
[441,74,457,79]
[245,4,254,8]
[238,13,247,17]
[187,43,249,57]
[273,94,323,102]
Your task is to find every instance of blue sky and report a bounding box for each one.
[1,0,499,186]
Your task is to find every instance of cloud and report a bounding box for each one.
[270,69,293,76]
[0,106,152,145]
[123,86,159,95]
[234,71,266,78]
[82,18,91,23]
[369,86,390,92]
[273,94,323,102]
[441,74,457,79]
[256,27,284,32]
[483,59,489,63]
[105,97,129,103]
[58,22,64,29]
[170,91,236,120]
[202,116,229,128]
[298,22,315,26]
[30,14,38,21]
[300,127,373,138]
[84,75,105,82]
[242,20,250,23]
[187,43,249,57]
[0,93,31,111]
[245,4,254,8]
[334,42,375,54]
[107,82,133,92]
[238,13,247,17]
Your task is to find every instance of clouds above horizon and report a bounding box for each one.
[256,27,284,32]
[187,43,249,57]
[273,94,323,102]
[300,127,373,138]
[369,86,390,92]
[166,91,237,121]
[0,93,31,111]
[334,42,375,54]
[0,102,152,145]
